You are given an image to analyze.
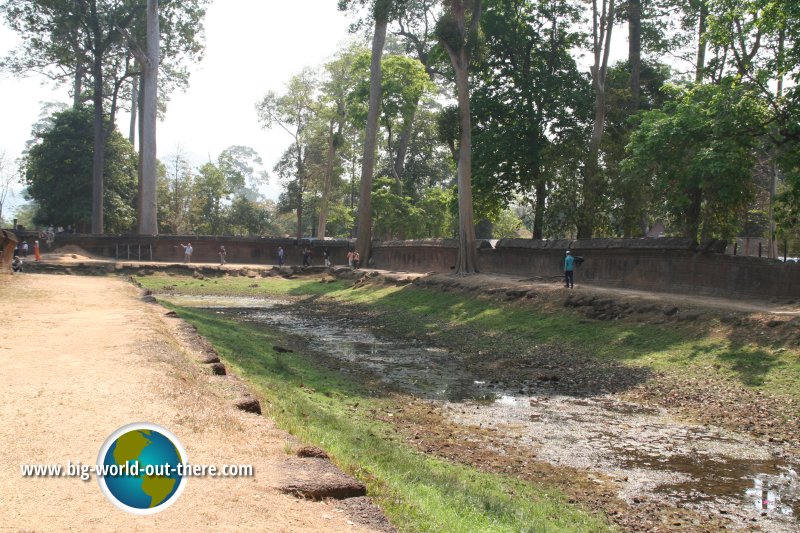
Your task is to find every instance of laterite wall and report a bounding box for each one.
[46,234,800,300]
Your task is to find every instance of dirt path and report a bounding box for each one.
[0,274,380,532]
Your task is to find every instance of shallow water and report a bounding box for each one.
[163,294,799,531]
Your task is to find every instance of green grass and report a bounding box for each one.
[166,303,612,533]
[138,274,800,400]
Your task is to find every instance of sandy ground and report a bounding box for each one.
[0,274,379,532]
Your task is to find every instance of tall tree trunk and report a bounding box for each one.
[137,0,159,235]
[73,63,83,109]
[624,0,642,239]
[317,120,336,239]
[695,1,708,83]
[686,186,702,243]
[628,0,641,110]
[136,74,144,231]
[355,11,389,264]
[296,146,304,240]
[577,0,615,239]
[447,44,479,273]
[768,25,785,259]
[393,108,416,192]
[439,0,481,274]
[533,181,546,240]
[91,55,106,234]
[129,76,138,146]
[578,83,608,239]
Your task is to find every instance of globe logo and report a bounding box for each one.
[96,422,188,515]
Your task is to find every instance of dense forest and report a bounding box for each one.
[3,0,799,266]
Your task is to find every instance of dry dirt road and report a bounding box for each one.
[0,273,379,532]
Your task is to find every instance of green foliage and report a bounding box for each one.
[348,52,433,131]
[603,59,672,236]
[224,196,268,236]
[472,0,590,236]
[399,101,456,198]
[370,177,455,239]
[491,207,524,238]
[22,106,137,233]
[775,145,800,247]
[217,145,266,198]
[12,201,38,229]
[189,162,227,235]
[622,80,769,241]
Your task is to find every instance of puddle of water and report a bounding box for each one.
[617,449,798,518]
[164,294,799,531]
[164,295,278,309]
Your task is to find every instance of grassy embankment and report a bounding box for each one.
[140,274,800,401]
[147,274,614,532]
[137,273,800,531]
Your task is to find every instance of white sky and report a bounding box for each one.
[0,0,357,217]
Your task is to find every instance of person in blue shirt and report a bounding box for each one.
[564,250,575,288]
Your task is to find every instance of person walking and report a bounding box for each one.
[218,245,227,265]
[33,240,41,261]
[346,250,354,268]
[323,248,331,267]
[564,250,575,289]
[180,242,193,263]
[21,241,28,258]
[353,251,360,269]
[277,246,285,266]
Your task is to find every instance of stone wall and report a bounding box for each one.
[373,237,800,300]
[0,230,18,274]
[47,234,800,300]
[371,239,460,273]
[52,234,354,267]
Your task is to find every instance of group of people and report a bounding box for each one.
[13,240,41,262]
[346,249,361,269]
[179,242,354,270]
[301,247,314,267]
[9,239,42,274]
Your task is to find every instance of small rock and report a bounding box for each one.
[274,346,294,353]
[208,362,226,375]
[277,458,366,500]
[234,396,261,415]
[296,446,329,459]
[198,352,220,364]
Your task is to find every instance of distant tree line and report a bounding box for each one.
[5,0,800,265]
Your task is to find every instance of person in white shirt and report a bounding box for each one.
[180,242,193,263]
